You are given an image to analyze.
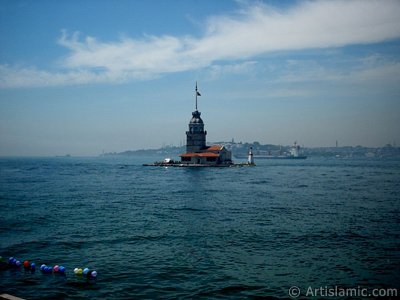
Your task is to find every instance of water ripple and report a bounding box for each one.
[0,156,399,298]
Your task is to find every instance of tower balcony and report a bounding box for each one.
[186,130,207,135]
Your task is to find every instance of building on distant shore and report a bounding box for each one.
[178,83,233,166]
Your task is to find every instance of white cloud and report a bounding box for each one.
[206,61,258,80]
[1,0,400,88]
[58,30,203,74]
[0,64,133,88]
[274,55,400,86]
[189,0,400,60]
[353,61,400,84]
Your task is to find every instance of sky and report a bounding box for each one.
[0,0,400,156]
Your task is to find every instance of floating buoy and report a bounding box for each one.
[2,255,96,281]
[58,266,66,274]
[40,264,53,274]
[52,265,66,275]
[74,267,97,279]
[22,260,36,272]
[89,270,97,278]
[23,260,30,268]
[8,257,22,268]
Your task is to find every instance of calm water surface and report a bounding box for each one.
[0,156,399,299]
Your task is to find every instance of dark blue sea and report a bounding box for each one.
[1,156,399,299]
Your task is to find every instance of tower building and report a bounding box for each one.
[186,110,207,153]
[142,83,257,167]
[180,83,232,166]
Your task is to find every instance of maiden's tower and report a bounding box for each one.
[179,83,232,166]
[144,83,253,167]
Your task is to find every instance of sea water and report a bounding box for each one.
[0,156,399,299]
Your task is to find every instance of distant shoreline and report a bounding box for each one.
[102,142,400,158]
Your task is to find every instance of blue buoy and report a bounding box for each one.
[89,270,97,278]
[9,257,17,266]
[40,264,53,274]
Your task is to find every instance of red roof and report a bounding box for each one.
[207,145,223,151]
[180,152,220,158]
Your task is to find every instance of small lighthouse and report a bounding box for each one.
[248,147,255,165]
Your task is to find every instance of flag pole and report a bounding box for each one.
[195,82,198,111]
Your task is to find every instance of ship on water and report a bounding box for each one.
[234,142,307,160]
[144,83,254,167]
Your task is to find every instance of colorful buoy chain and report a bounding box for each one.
[0,256,97,279]
[74,267,97,278]
[39,264,66,275]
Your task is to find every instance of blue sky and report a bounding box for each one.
[1,0,400,156]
